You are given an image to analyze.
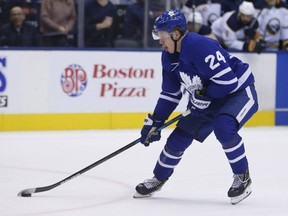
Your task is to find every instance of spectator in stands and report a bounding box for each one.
[84,0,116,47]
[0,0,41,28]
[121,0,165,48]
[40,0,76,47]
[0,1,28,26]
[122,0,145,47]
[256,0,288,51]
[211,1,266,53]
[186,11,217,40]
[0,6,41,47]
[253,0,288,9]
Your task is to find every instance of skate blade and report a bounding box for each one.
[133,192,154,198]
[230,185,252,205]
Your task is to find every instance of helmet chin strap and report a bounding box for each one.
[170,34,179,53]
[173,40,178,53]
[171,32,185,53]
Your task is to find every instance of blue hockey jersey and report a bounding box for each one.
[153,32,255,121]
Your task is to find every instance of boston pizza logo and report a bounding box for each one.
[61,64,87,97]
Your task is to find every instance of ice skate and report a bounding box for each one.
[228,170,252,205]
[133,177,166,198]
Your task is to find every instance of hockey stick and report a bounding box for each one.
[17,109,191,197]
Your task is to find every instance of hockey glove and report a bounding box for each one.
[244,28,257,39]
[140,114,164,147]
[189,90,212,114]
[243,39,266,53]
[282,39,288,51]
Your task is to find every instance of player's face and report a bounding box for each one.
[153,31,175,53]
[154,31,174,53]
[153,30,183,53]
[159,33,176,53]
[239,13,253,25]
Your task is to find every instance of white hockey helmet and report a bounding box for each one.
[187,11,203,25]
[239,1,255,16]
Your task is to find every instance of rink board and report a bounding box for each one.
[0,50,286,131]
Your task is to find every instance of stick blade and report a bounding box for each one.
[17,188,36,197]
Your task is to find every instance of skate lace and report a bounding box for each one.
[143,178,162,189]
[231,174,249,188]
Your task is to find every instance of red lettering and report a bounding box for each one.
[118,87,126,96]
[100,83,113,97]
[62,67,75,93]
[93,64,106,78]
[63,67,86,93]
[136,88,146,96]
[108,68,118,78]
[99,82,146,97]
[76,69,86,82]
[93,64,154,79]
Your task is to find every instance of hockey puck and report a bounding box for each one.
[20,192,31,197]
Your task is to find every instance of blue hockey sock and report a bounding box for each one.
[223,134,248,174]
[214,115,248,174]
[153,145,183,181]
[153,127,193,181]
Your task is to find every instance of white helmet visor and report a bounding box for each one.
[152,30,172,40]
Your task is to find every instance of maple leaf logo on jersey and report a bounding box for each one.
[179,72,203,93]
[168,10,176,17]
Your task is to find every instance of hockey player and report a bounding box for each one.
[186,11,217,41]
[182,0,222,27]
[256,0,288,51]
[211,1,266,52]
[133,9,258,205]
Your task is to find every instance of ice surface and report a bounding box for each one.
[1,127,287,216]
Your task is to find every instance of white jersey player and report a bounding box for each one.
[195,0,221,26]
[181,0,221,27]
[257,0,288,51]
[211,1,265,52]
[186,11,217,40]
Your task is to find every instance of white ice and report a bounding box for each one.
[1,126,288,216]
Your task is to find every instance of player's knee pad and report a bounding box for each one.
[213,114,239,148]
[166,127,194,153]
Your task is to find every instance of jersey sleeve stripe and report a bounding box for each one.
[211,77,238,85]
[162,89,182,96]
[211,67,232,79]
[230,66,252,93]
[159,94,181,104]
